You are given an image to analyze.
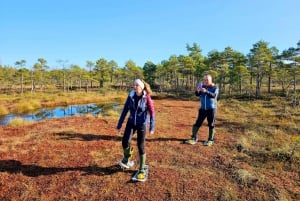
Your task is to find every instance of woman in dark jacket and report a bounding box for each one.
[116,79,155,181]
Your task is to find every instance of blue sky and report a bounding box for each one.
[1,0,299,69]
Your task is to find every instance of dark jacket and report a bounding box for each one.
[195,85,219,110]
[117,90,155,131]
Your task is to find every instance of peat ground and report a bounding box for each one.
[0,99,299,201]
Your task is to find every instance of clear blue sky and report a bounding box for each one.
[1,0,299,69]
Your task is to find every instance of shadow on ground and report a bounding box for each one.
[55,132,122,141]
[55,132,185,143]
[0,160,134,177]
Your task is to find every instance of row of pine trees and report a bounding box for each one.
[1,40,300,101]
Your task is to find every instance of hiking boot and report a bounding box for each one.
[118,160,135,169]
[119,147,134,169]
[203,140,214,146]
[132,165,149,182]
[185,138,198,145]
[136,169,146,181]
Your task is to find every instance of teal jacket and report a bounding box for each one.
[195,85,218,110]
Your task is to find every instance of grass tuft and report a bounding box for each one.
[217,187,239,201]
[233,169,259,187]
[13,100,41,113]
[7,117,33,126]
[104,109,120,119]
[0,105,9,116]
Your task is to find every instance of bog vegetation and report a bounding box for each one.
[0,94,299,200]
[0,40,300,200]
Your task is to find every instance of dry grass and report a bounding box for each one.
[0,105,9,116]
[7,117,33,127]
[220,98,300,154]
[233,169,259,187]
[1,91,128,114]
[104,109,120,119]
[217,187,239,201]
[13,100,41,113]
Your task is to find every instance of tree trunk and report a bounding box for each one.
[255,74,261,98]
[31,71,34,93]
[268,62,272,93]
[21,72,24,94]
[293,71,297,107]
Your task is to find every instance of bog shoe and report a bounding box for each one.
[203,140,214,146]
[118,160,134,169]
[185,138,198,145]
[136,169,146,181]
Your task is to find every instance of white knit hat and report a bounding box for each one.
[134,79,144,89]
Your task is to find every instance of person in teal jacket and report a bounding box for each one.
[117,79,155,180]
[186,74,219,146]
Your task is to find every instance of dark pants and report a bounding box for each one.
[194,108,216,129]
[122,121,146,155]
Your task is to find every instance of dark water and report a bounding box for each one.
[0,103,119,126]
